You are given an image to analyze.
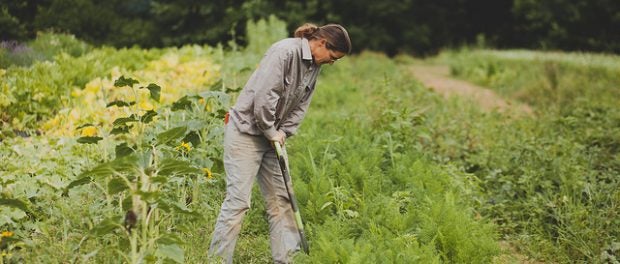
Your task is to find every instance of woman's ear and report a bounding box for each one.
[319,38,327,47]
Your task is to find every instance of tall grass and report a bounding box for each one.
[439,49,620,110]
[284,52,500,263]
[428,48,620,262]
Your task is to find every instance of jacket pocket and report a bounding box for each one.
[300,85,313,103]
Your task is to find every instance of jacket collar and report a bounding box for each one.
[301,38,312,61]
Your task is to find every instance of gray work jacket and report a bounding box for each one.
[229,38,321,139]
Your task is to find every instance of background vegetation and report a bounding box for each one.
[0,6,619,264]
[2,0,619,55]
[429,49,620,262]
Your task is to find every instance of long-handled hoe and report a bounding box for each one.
[273,141,310,254]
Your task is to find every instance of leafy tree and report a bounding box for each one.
[0,0,34,40]
[149,0,248,47]
[513,0,620,52]
[1,0,618,54]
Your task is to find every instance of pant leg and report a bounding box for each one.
[209,123,268,263]
[256,146,301,264]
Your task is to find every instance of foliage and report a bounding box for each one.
[0,28,231,262]
[1,0,618,55]
[0,45,164,134]
[512,0,619,52]
[40,46,221,137]
[0,32,91,67]
[287,52,500,263]
[0,34,224,137]
[429,48,620,262]
[66,76,227,263]
[1,75,229,263]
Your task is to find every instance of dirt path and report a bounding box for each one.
[410,64,533,115]
[494,241,546,264]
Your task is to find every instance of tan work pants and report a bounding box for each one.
[209,123,300,263]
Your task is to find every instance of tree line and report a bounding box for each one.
[1,0,618,55]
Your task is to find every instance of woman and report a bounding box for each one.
[209,23,352,263]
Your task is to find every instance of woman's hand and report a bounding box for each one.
[269,130,286,146]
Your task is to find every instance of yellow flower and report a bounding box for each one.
[202,168,213,179]
[70,88,82,98]
[80,126,97,137]
[139,100,154,111]
[1,231,13,237]
[84,78,102,93]
[176,141,191,152]
[41,116,61,132]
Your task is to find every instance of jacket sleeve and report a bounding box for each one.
[280,81,316,137]
[252,47,291,139]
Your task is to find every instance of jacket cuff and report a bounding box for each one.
[281,128,295,138]
[263,126,279,140]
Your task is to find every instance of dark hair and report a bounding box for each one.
[294,23,352,54]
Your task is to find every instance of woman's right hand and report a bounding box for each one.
[269,130,286,146]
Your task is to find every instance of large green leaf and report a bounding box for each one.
[157,234,184,245]
[171,96,191,111]
[157,158,201,176]
[225,86,242,93]
[156,126,187,145]
[77,136,103,144]
[64,176,93,194]
[113,115,138,126]
[209,79,223,91]
[0,198,31,213]
[106,100,135,108]
[110,124,132,135]
[115,143,135,158]
[182,131,201,147]
[143,83,161,102]
[79,155,140,179]
[156,243,184,264]
[89,216,122,236]
[140,110,158,123]
[114,76,139,88]
[150,176,168,184]
[79,163,114,179]
[76,123,95,130]
[199,91,230,106]
[136,190,160,203]
[122,196,133,211]
[216,109,227,119]
[107,178,129,195]
[159,200,201,218]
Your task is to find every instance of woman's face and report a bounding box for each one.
[312,39,346,65]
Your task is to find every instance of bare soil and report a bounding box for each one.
[493,241,547,264]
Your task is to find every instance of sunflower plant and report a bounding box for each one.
[65,76,228,263]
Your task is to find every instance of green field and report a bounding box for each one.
[1,20,619,263]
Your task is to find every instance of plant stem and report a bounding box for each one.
[130,228,138,264]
